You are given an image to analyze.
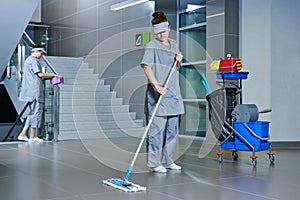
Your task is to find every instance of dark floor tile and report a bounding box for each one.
[0,174,71,200]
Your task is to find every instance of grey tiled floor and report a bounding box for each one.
[0,137,299,200]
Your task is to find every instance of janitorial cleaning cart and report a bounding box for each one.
[204,54,275,167]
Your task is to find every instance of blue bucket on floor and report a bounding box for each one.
[221,121,271,151]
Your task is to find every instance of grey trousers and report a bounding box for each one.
[25,100,43,128]
[147,115,179,168]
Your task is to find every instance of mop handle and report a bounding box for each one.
[123,60,178,183]
[131,60,178,166]
[200,73,212,94]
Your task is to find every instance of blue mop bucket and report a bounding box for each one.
[232,121,271,151]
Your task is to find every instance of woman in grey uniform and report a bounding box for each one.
[17,45,63,142]
[141,11,184,173]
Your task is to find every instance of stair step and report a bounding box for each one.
[60,98,123,106]
[60,112,136,122]
[58,127,145,139]
[58,68,95,76]
[63,73,98,79]
[62,82,103,86]
[61,81,100,86]
[56,66,86,71]
[59,120,143,131]
[59,105,130,114]
[61,75,100,82]
[60,91,117,99]
[60,85,110,92]
[45,56,84,63]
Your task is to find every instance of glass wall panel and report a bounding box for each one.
[180,26,206,63]
[178,1,207,137]
[179,7,206,28]
[180,64,206,99]
[180,64,206,137]
[180,101,206,137]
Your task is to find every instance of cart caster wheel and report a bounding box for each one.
[268,152,275,165]
[252,159,257,167]
[216,151,223,163]
[269,155,275,164]
[218,155,223,163]
[250,155,258,168]
[232,152,238,161]
[216,152,223,163]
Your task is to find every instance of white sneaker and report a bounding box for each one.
[166,163,182,170]
[28,137,44,143]
[152,165,167,173]
[18,135,29,142]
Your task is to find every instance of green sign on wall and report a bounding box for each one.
[135,32,150,46]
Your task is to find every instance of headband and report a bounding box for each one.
[32,47,46,53]
[153,21,169,34]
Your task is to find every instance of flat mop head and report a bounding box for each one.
[102,178,146,192]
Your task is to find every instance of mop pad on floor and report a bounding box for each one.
[102,179,146,192]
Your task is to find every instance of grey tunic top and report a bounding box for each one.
[141,38,184,116]
[19,56,44,103]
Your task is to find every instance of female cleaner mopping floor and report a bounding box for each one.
[103,11,183,192]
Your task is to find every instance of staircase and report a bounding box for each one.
[45,56,144,140]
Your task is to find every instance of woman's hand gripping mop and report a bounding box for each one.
[102,60,179,192]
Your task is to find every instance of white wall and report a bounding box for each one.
[240,0,300,141]
[270,0,300,141]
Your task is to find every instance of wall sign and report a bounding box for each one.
[135,32,150,46]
